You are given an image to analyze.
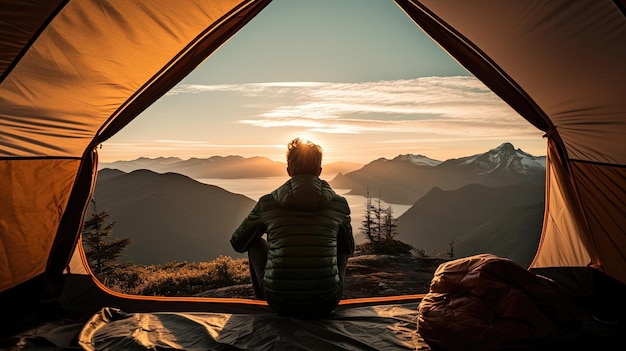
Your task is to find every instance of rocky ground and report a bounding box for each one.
[342,255,448,298]
[195,255,449,299]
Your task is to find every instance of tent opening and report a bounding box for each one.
[86,0,547,299]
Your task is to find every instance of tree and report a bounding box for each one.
[82,198,131,275]
[359,190,412,256]
[361,190,398,243]
[448,239,455,259]
[374,191,383,242]
[382,206,398,242]
[360,189,377,242]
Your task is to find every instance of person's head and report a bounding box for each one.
[286,138,323,177]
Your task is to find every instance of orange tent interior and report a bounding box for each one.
[1,1,625,349]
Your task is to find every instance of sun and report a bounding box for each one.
[284,132,336,161]
[291,133,325,148]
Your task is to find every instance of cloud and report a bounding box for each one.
[103,139,283,151]
[101,77,547,163]
[166,76,537,139]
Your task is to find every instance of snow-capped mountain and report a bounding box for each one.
[329,142,546,204]
[440,142,545,176]
[393,154,442,167]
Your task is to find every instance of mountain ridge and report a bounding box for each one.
[93,142,546,266]
[92,169,256,264]
[395,182,545,256]
[99,155,364,179]
[329,142,545,204]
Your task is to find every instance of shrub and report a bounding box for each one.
[97,256,249,297]
[206,255,249,287]
[356,239,414,256]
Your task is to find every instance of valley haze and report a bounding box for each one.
[95,142,545,267]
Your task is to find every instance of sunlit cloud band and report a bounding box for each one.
[167,76,536,139]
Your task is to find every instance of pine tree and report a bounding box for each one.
[358,190,412,256]
[381,206,398,241]
[374,190,383,242]
[82,198,131,275]
[362,189,388,243]
[361,189,375,242]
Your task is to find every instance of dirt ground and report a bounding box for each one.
[195,255,449,299]
[342,255,448,298]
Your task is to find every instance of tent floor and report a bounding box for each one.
[2,301,624,350]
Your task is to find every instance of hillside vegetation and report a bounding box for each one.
[98,254,449,298]
[100,256,249,297]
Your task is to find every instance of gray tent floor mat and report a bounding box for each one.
[5,300,624,351]
[76,302,428,351]
[3,302,428,350]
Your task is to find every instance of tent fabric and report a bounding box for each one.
[396,0,626,284]
[5,285,625,351]
[76,304,425,351]
[0,158,81,292]
[0,0,272,294]
[3,303,429,351]
[0,0,625,342]
[533,140,593,269]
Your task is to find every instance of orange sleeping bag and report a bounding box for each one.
[417,254,582,350]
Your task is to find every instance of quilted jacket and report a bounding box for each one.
[231,174,354,317]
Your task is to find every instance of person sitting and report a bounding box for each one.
[230,137,354,318]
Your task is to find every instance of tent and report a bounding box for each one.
[1,0,625,349]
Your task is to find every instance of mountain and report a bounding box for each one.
[99,157,184,173]
[434,142,545,186]
[100,155,287,179]
[322,161,363,176]
[92,169,256,264]
[93,142,546,266]
[100,156,365,180]
[453,202,544,267]
[329,143,545,204]
[330,154,442,203]
[395,182,545,257]
[393,154,443,167]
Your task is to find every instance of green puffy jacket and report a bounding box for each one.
[231,174,354,316]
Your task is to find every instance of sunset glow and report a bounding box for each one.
[99,0,546,164]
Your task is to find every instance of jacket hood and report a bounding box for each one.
[272,174,335,210]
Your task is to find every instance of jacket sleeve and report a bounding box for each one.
[230,200,266,253]
[336,199,355,255]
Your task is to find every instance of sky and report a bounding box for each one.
[99,0,547,165]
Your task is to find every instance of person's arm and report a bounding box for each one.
[337,200,355,255]
[230,201,266,253]
[338,217,355,255]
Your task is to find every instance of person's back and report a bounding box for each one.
[230,138,354,318]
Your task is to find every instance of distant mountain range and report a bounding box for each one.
[94,142,546,266]
[92,169,255,264]
[329,142,545,204]
[99,156,362,179]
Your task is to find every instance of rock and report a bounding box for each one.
[195,255,449,299]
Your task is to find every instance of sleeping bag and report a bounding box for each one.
[417,254,582,350]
